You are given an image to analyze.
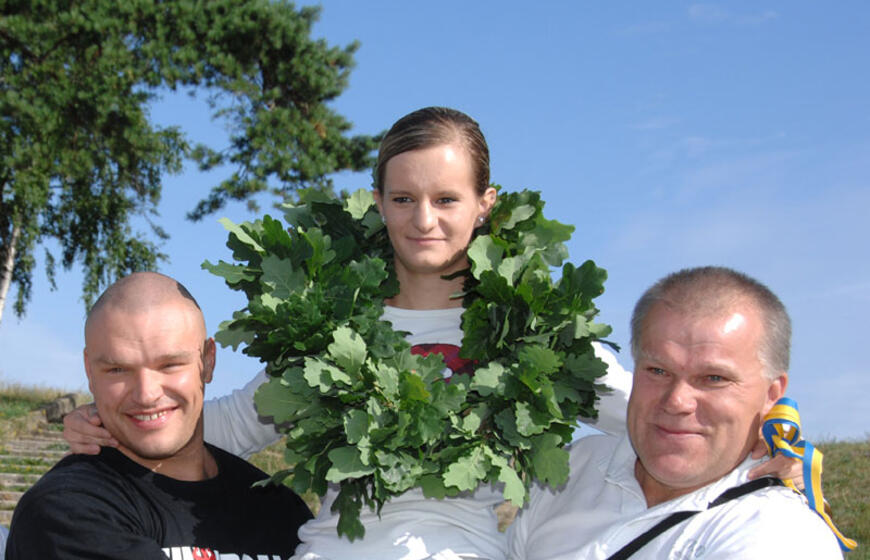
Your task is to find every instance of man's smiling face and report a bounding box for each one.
[84,299,214,470]
[628,299,786,505]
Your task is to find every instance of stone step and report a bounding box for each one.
[0,450,66,461]
[2,437,67,446]
[0,441,66,450]
[0,499,17,510]
[0,450,62,459]
[0,491,23,502]
[0,442,69,455]
[9,432,64,443]
[0,509,13,526]
[0,472,41,486]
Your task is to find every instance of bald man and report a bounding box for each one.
[7,272,312,559]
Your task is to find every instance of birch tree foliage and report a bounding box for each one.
[0,0,378,323]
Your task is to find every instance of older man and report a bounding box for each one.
[508,266,841,559]
[7,272,312,559]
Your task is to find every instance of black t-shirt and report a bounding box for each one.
[6,443,312,559]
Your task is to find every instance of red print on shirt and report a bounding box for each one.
[192,548,216,560]
[411,343,476,376]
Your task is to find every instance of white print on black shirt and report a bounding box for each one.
[162,546,288,560]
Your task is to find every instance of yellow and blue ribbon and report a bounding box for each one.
[762,397,856,551]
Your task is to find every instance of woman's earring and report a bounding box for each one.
[477,216,485,225]
[381,215,386,224]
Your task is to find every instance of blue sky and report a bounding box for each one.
[1,2,867,440]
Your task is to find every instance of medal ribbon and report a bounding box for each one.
[762,397,856,551]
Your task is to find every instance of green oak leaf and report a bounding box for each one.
[261,254,307,299]
[345,188,375,219]
[372,362,400,400]
[344,409,369,445]
[304,357,352,391]
[443,446,488,491]
[254,376,315,424]
[219,217,264,252]
[332,486,365,541]
[326,447,376,482]
[469,362,506,396]
[498,464,526,506]
[485,449,526,506]
[419,473,448,499]
[328,327,367,377]
[399,371,430,402]
[201,260,255,285]
[502,203,536,230]
[518,345,562,376]
[467,235,504,279]
[214,317,256,350]
[531,433,570,486]
[515,401,549,437]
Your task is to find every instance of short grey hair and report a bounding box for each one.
[630,266,791,379]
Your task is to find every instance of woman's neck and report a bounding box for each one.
[386,266,465,310]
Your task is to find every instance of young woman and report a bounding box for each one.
[64,107,793,560]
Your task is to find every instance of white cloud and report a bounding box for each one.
[688,4,729,23]
[688,4,779,26]
[630,116,680,131]
[806,281,870,303]
[737,10,779,25]
[616,21,671,35]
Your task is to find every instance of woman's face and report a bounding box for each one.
[374,143,496,280]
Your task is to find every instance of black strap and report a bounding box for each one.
[707,476,783,507]
[606,477,784,560]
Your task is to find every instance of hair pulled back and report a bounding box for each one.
[374,107,490,195]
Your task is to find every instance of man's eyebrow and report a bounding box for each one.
[91,355,125,366]
[634,349,665,364]
[92,351,197,365]
[155,351,198,361]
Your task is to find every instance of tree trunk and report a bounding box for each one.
[0,221,21,326]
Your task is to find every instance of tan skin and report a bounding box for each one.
[629,301,787,506]
[81,273,217,480]
[374,143,496,310]
[63,142,801,485]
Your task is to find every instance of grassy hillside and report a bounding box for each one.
[819,438,869,557]
[0,384,864,556]
[0,383,90,438]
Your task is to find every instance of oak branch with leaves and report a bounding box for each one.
[206,188,614,540]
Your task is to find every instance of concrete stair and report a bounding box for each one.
[0,413,69,526]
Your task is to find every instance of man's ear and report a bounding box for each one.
[83,348,95,395]
[763,372,788,415]
[201,338,216,385]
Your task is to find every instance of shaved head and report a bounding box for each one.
[85,272,205,343]
[82,271,217,479]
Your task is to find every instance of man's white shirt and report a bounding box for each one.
[508,433,842,560]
